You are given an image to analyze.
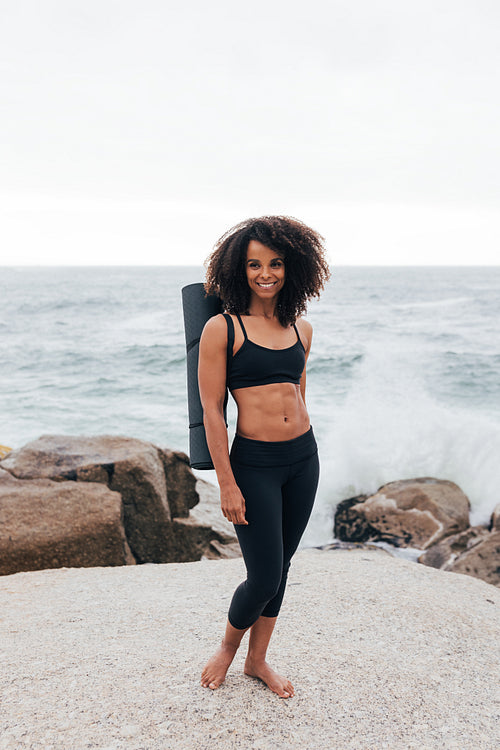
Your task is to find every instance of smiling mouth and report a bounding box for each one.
[256,281,278,288]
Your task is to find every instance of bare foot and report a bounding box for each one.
[244,657,295,698]
[201,644,237,690]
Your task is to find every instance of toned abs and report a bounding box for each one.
[232,382,310,441]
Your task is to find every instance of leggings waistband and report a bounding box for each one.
[230,426,317,468]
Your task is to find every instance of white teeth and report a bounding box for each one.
[257,282,275,288]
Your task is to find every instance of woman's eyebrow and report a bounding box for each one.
[246,257,283,263]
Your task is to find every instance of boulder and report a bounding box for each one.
[490,503,500,532]
[0,468,134,576]
[0,435,237,570]
[449,531,500,587]
[419,526,500,587]
[0,435,171,563]
[157,449,198,518]
[334,478,470,549]
[168,516,228,561]
[418,526,491,569]
[334,495,370,542]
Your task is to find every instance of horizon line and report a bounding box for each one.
[1,263,500,269]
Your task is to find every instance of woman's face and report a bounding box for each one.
[245,240,285,300]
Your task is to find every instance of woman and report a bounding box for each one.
[199,216,330,698]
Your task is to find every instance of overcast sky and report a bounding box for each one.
[1,0,499,265]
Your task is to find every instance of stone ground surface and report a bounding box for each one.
[1,548,499,750]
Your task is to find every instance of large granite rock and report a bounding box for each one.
[334,494,370,543]
[0,468,134,576]
[0,435,233,571]
[419,516,500,588]
[1,435,171,563]
[157,449,198,518]
[449,531,500,587]
[490,503,500,532]
[334,478,470,549]
[418,526,491,570]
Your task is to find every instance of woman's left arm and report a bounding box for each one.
[298,319,313,404]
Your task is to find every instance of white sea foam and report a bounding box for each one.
[305,335,500,546]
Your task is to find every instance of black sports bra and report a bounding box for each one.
[224,313,306,391]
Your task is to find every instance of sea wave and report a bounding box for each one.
[304,336,500,547]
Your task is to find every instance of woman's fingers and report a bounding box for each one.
[234,498,248,525]
[220,488,248,525]
[228,509,247,525]
[222,500,248,525]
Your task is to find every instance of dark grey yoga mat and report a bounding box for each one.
[181,283,224,469]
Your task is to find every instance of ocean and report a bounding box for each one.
[1,265,499,547]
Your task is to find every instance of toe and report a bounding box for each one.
[281,682,294,698]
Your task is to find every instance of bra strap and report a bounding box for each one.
[223,313,234,365]
[293,323,305,350]
[235,313,248,340]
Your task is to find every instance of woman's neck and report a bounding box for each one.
[247,298,278,320]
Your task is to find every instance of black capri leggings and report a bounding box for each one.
[227,427,319,630]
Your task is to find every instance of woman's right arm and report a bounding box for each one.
[198,315,248,525]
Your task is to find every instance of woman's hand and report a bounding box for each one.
[220,484,248,525]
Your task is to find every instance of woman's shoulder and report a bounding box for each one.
[201,313,228,343]
[199,315,230,357]
[295,317,312,336]
[295,317,313,351]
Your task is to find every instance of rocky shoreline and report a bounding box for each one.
[0,435,238,577]
[334,478,500,587]
[1,434,498,587]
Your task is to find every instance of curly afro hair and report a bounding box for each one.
[204,216,330,326]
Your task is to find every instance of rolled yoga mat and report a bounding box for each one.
[181,283,224,469]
